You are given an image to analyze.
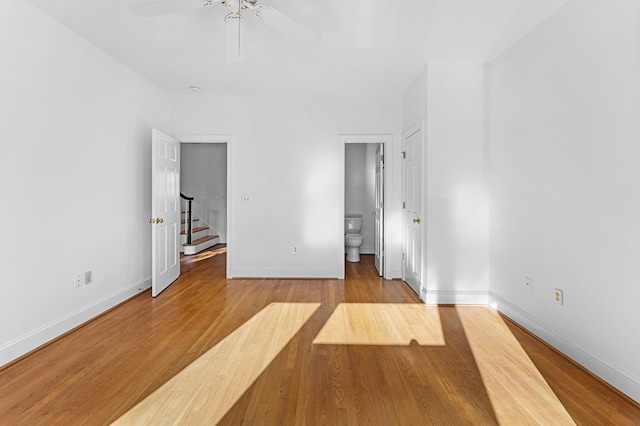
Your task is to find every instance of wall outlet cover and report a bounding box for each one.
[525,276,533,291]
[554,288,563,305]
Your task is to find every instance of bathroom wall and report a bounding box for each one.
[345,144,376,253]
[180,143,228,243]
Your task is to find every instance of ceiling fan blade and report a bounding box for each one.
[130,0,221,18]
[253,4,320,42]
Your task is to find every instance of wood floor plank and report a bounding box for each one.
[0,248,638,425]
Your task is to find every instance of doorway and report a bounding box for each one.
[178,134,232,277]
[339,134,391,279]
[180,143,227,246]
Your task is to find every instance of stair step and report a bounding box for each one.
[183,235,219,247]
[181,218,200,224]
[180,226,209,236]
[183,234,220,255]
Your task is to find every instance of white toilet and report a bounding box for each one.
[345,214,364,262]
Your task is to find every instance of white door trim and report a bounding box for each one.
[338,134,393,280]
[176,134,233,278]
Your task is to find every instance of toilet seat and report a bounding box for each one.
[345,234,363,245]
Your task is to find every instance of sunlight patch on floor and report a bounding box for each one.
[313,303,445,346]
[113,302,320,425]
[457,308,576,425]
[181,245,227,263]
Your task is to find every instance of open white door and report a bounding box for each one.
[402,124,423,296]
[374,144,384,276]
[151,129,181,297]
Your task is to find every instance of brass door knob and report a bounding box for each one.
[157,218,164,224]
[148,218,156,224]
[413,218,421,224]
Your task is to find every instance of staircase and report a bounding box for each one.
[181,193,220,255]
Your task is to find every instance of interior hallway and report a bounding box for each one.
[0,248,638,425]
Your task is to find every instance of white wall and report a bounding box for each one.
[0,0,171,366]
[181,144,227,242]
[345,144,375,253]
[171,93,402,278]
[403,63,489,304]
[487,0,640,403]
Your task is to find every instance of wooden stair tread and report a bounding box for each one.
[183,235,219,247]
[180,226,209,235]
[181,218,200,224]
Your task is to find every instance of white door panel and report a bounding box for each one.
[152,129,180,297]
[402,125,423,296]
[374,144,384,276]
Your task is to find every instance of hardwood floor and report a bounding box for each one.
[1,247,638,425]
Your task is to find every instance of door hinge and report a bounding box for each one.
[380,154,384,163]
[402,252,405,260]
[401,151,406,159]
[402,201,406,209]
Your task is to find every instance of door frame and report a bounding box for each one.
[338,134,392,279]
[401,121,425,300]
[177,134,233,278]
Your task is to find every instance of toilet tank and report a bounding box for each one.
[345,214,363,233]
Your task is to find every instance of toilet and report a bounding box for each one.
[345,214,364,262]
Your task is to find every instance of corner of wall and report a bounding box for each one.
[490,292,640,404]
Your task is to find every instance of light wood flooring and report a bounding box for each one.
[0,247,638,425]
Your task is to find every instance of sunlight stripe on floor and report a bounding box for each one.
[113,302,320,425]
[458,307,576,425]
[313,303,445,346]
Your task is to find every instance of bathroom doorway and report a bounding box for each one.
[340,134,390,279]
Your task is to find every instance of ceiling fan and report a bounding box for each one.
[130,0,319,61]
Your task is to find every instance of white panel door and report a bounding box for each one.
[151,129,180,297]
[402,126,423,296]
[374,144,384,276]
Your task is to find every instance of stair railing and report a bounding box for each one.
[180,193,194,245]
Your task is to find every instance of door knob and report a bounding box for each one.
[148,218,156,224]
[157,218,164,224]
[413,218,421,224]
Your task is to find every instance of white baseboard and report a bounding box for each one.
[228,268,339,279]
[385,270,402,280]
[423,289,489,305]
[0,277,151,368]
[490,292,640,404]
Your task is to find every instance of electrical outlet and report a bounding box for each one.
[293,246,299,253]
[84,271,93,285]
[554,288,563,305]
[75,274,83,288]
[524,276,533,291]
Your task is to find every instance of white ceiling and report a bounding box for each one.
[25,0,568,96]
